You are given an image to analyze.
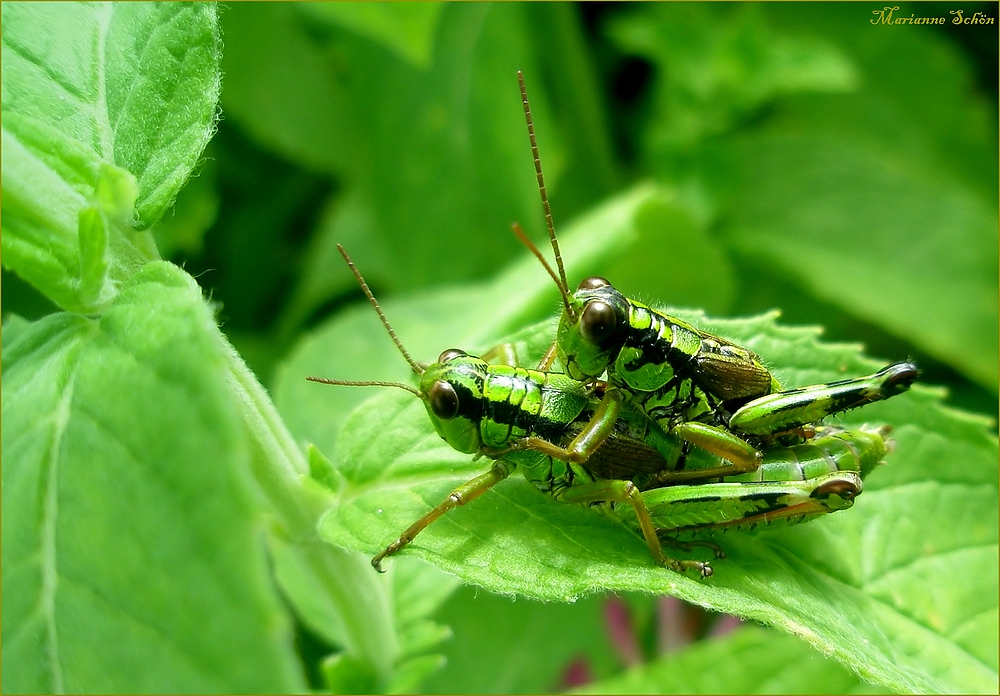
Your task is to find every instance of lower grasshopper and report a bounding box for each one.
[309,247,893,576]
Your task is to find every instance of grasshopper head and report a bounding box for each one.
[312,246,491,456]
[558,277,630,381]
[418,349,488,455]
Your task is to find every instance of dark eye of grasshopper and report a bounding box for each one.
[438,348,467,363]
[580,300,618,347]
[577,276,610,291]
[429,380,460,420]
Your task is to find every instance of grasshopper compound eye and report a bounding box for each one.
[580,300,618,347]
[577,276,610,291]
[429,380,460,420]
[438,348,467,363]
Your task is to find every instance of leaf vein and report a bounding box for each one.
[52,571,230,690]
[41,364,78,693]
[2,35,92,106]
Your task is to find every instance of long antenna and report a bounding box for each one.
[337,244,424,376]
[305,376,421,398]
[511,222,573,318]
[517,71,570,309]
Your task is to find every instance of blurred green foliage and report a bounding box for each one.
[3,2,997,693]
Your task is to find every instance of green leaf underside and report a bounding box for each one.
[301,3,444,69]
[2,262,304,692]
[316,307,997,694]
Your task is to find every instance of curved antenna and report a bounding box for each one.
[517,71,571,316]
[306,376,421,398]
[337,244,424,376]
[511,222,573,318]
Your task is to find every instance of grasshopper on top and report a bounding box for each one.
[513,71,918,451]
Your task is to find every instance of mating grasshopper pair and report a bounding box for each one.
[308,73,917,577]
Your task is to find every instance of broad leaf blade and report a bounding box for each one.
[301,3,444,69]
[720,132,998,391]
[103,3,221,228]
[1,3,221,311]
[608,3,998,390]
[1,262,304,692]
[422,586,621,693]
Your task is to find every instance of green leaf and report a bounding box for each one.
[322,652,379,694]
[221,3,561,292]
[301,3,444,69]
[318,315,997,694]
[219,3,356,175]
[712,6,999,390]
[286,184,997,694]
[269,535,457,691]
[576,625,872,694]
[719,132,998,390]
[1,2,221,311]
[608,3,998,390]
[605,189,737,315]
[1,262,304,692]
[391,559,461,658]
[422,585,622,693]
[1,313,33,345]
[387,654,448,694]
[607,4,857,156]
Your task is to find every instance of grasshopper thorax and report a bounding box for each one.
[419,349,489,455]
[558,278,630,381]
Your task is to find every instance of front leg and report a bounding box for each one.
[372,460,514,571]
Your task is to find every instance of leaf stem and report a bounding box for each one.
[220,338,400,680]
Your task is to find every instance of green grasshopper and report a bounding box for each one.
[512,71,918,478]
[309,245,713,575]
[309,247,893,576]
